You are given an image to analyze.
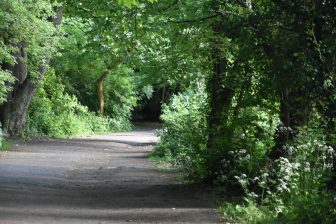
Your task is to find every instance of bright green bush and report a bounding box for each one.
[25,70,132,139]
[103,67,137,121]
[153,85,279,183]
[152,85,209,179]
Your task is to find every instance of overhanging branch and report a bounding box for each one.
[167,13,220,24]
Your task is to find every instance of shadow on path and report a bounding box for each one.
[0,124,219,224]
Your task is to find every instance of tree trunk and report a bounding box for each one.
[269,80,311,160]
[206,0,252,152]
[268,88,292,159]
[207,60,234,149]
[161,86,166,103]
[2,76,41,134]
[204,11,236,181]
[0,7,62,136]
[97,72,108,116]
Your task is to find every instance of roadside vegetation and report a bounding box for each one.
[0,0,335,223]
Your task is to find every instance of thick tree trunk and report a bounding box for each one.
[207,20,234,151]
[0,7,62,136]
[204,14,236,181]
[269,82,311,160]
[268,88,293,159]
[207,0,252,152]
[1,45,28,134]
[207,63,234,149]
[1,52,51,135]
[2,77,40,134]
[97,72,108,116]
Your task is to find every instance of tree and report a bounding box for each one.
[0,1,62,135]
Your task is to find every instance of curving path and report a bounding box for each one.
[0,124,220,224]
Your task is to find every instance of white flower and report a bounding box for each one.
[327,146,334,154]
[253,177,260,181]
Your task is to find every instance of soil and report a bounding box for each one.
[0,124,220,224]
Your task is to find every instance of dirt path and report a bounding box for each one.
[0,125,220,224]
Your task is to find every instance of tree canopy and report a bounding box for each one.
[0,0,335,222]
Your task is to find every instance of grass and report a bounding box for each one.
[150,155,185,172]
[219,199,276,224]
[0,139,12,151]
[149,155,189,183]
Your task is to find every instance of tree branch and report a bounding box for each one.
[166,9,245,24]
[167,13,220,24]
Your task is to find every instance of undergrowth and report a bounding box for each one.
[153,86,336,224]
[152,85,209,180]
[24,70,132,139]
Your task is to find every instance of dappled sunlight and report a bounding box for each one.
[0,126,219,223]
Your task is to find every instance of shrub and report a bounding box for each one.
[103,68,137,122]
[227,124,336,223]
[220,198,276,224]
[152,85,209,179]
[155,84,335,223]
[25,69,132,139]
[209,106,279,190]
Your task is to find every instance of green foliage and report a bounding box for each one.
[0,139,12,151]
[149,1,335,223]
[220,199,275,224]
[53,21,137,119]
[207,105,279,189]
[0,69,14,104]
[0,0,56,76]
[0,125,12,150]
[0,0,334,223]
[152,84,209,179]
[103,67,137,120]
[26,70,132,139]
[225,124,336,223]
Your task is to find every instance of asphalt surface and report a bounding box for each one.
[0,125,220,224]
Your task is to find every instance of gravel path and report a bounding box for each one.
[0,125,220,224]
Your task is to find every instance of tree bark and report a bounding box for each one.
[97,72,108,116]
[2,75,41,134]
[206,0,253,152]
[268,80,311,160]
[207,58,234,149]
[268,87,292,159]
[204,9,237,181]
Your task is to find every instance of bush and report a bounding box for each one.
[208,105,279,190]
[225,124,336,223]
[25,70,132,139]
[155,84,335,223]
[103,67,137,122]
[152,85,209,179]
[220,198,276,224]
